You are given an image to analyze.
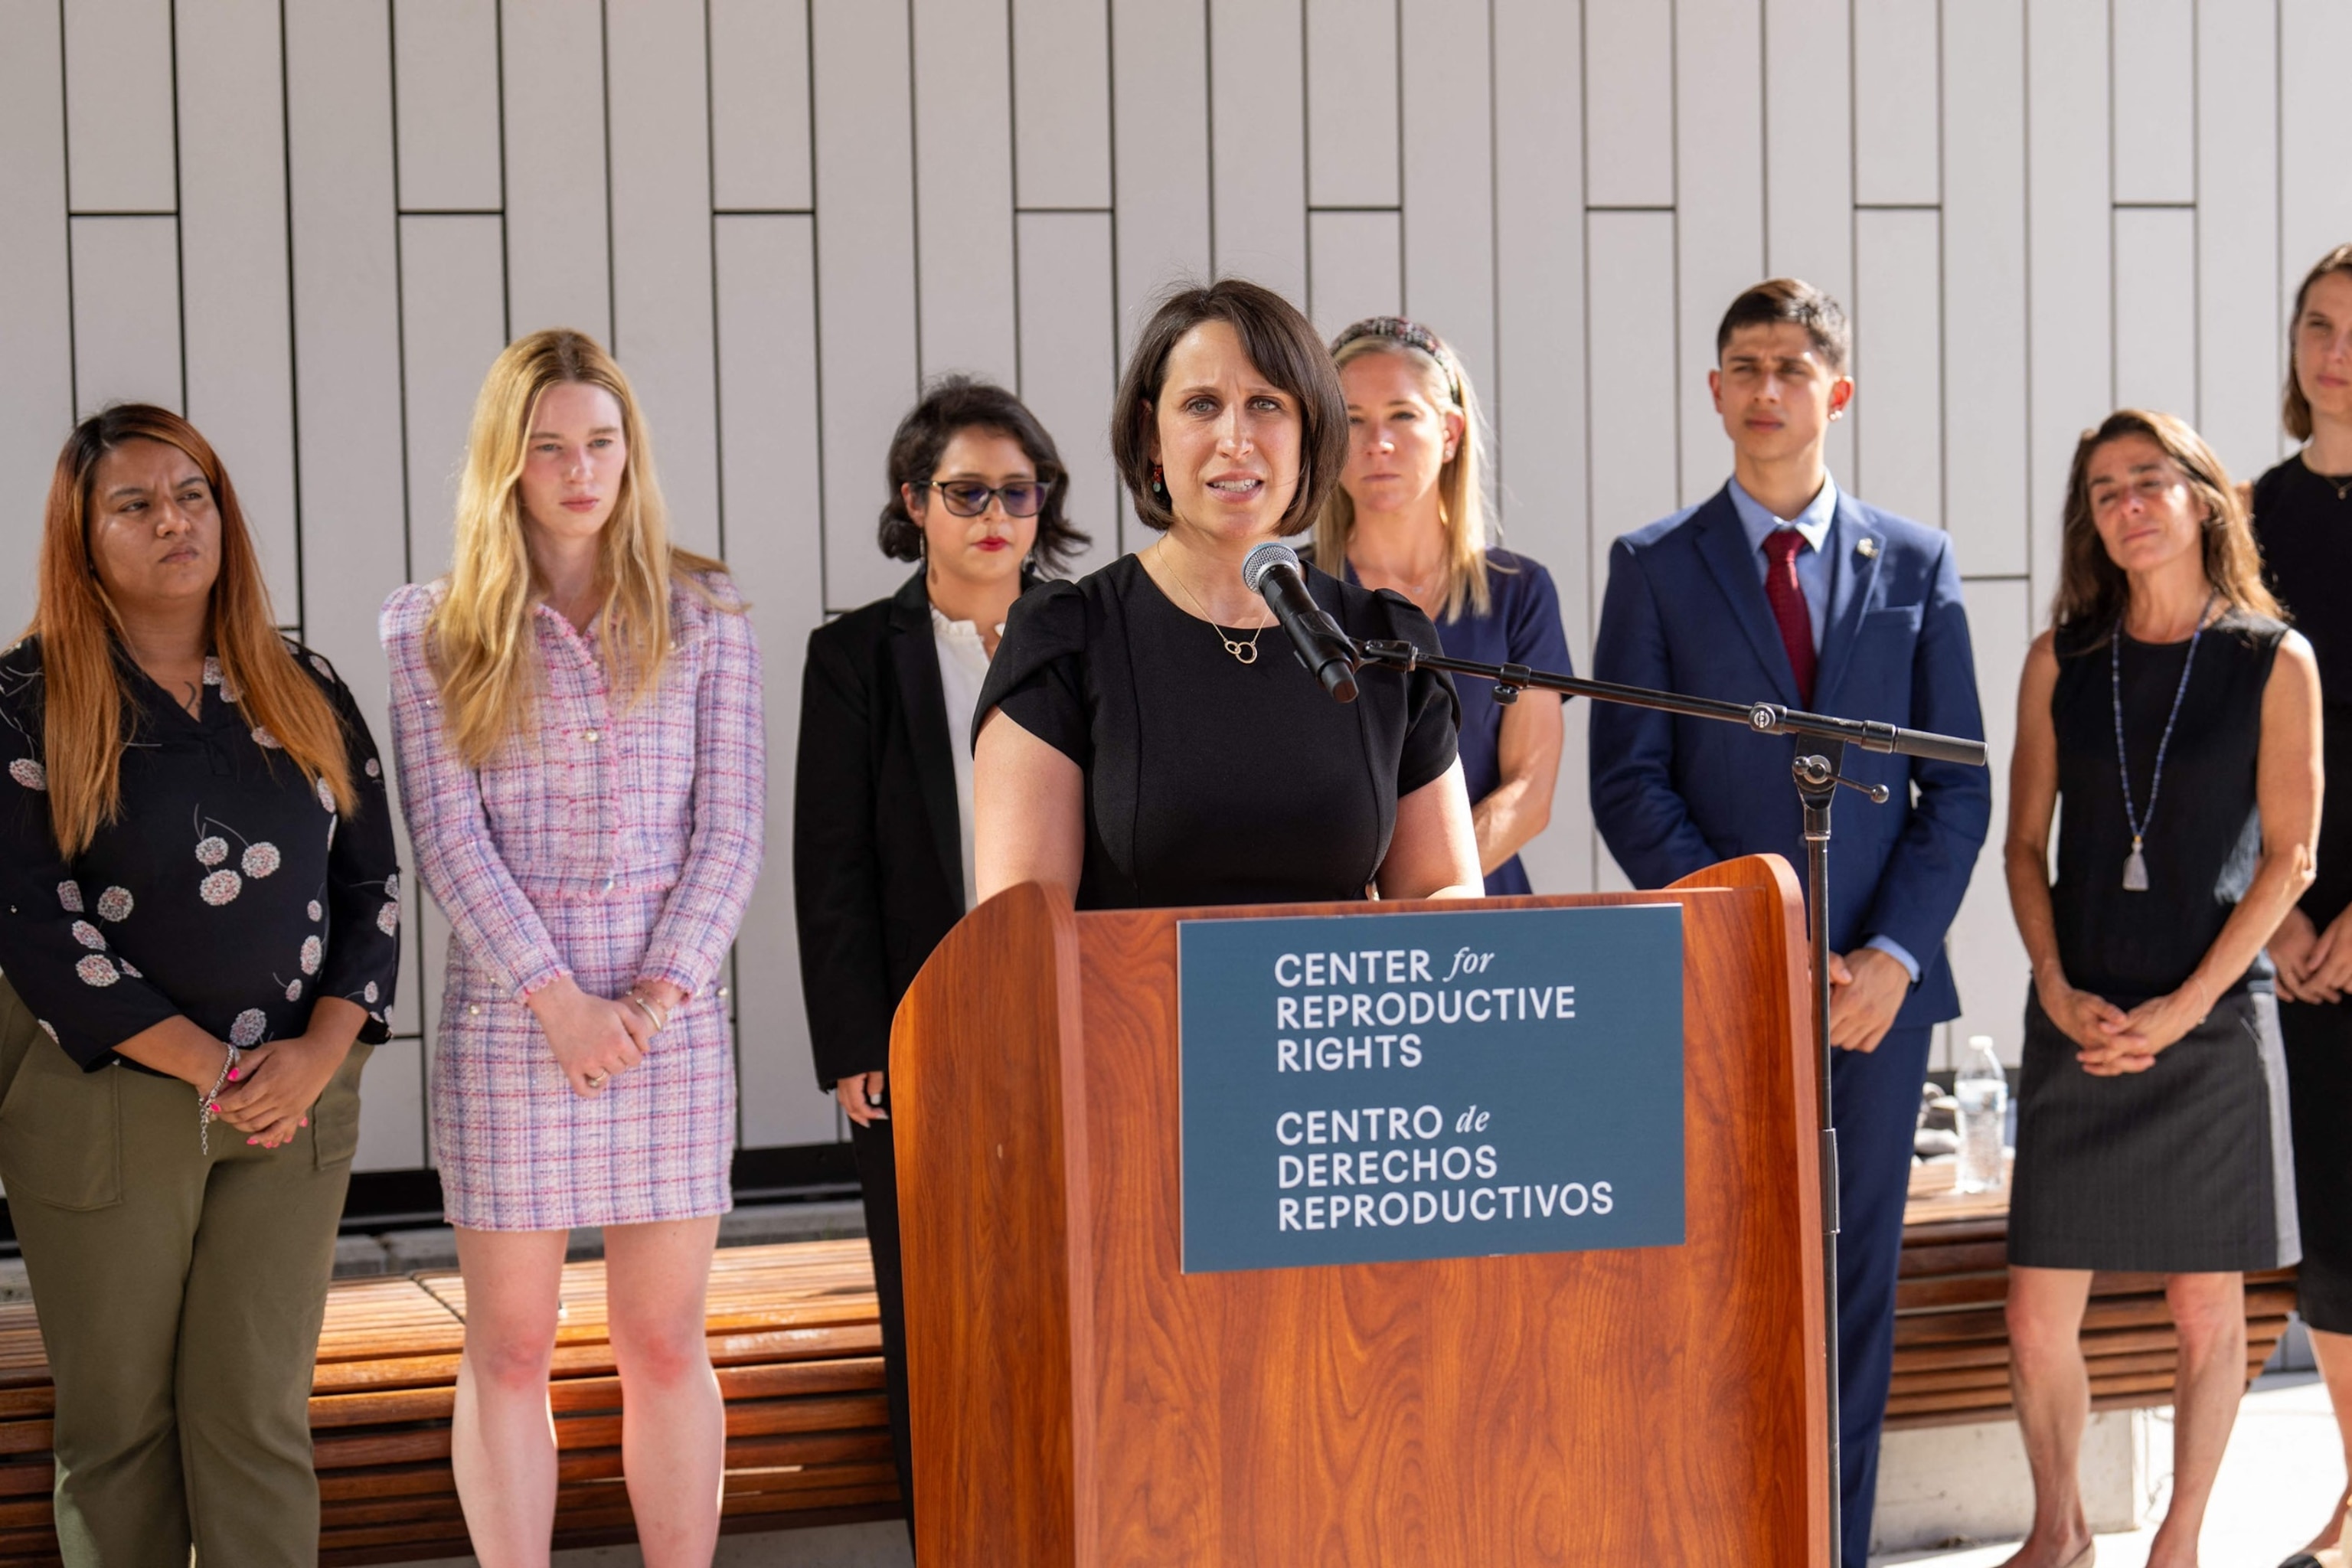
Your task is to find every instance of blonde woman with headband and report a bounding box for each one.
[1315,317,1571,893]
[381,329,763,1566]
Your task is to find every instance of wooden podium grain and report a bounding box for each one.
[892,855,1829,1566]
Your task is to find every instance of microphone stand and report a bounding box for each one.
[1349,637,1988,1568]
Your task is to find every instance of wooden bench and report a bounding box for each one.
[1889,1160,2299,1429]
[0,1239,901,1565]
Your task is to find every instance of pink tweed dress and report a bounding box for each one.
[381,573,763,1230]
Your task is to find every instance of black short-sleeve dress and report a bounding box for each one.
[2007,610,2300,1274]
[2252,452,2352,1332]
[975,552,1460,909]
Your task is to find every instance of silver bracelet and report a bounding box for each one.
[626,993,668,1033]
[198,1044,241,1157]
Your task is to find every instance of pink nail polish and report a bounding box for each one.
[245,1137,257,1145]
[227,1069,240,1081]
[207,1102,219,1113]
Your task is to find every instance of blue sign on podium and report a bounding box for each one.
[1177,904,1686,1274]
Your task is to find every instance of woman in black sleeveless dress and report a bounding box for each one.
[2252,243,2352,1568]
[972,279,1480,908]
[2002,410,2317,1568]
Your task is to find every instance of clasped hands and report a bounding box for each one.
[530,974,688,1098]
[1825,947,1910,1053]
[2036,967,2210,1076]
[2268,905,2352,1004]
[207,1028,352,1149]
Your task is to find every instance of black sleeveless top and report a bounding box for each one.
[974,553,1459,910]
[2050,608,2285,1002]
[2252,454,2352,924]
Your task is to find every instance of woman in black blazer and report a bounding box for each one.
[792,377,1088,1540]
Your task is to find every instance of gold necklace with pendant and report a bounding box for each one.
[1156,541,1269,664]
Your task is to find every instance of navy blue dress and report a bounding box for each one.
[1338,550,1573,895]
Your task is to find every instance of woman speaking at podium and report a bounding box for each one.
[972,278,1482,906]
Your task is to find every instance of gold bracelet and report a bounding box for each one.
[626,992,668,1033]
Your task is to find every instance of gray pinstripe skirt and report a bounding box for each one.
[2008,988,2301,1273]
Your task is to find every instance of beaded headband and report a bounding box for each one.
[1331,315,1465,408]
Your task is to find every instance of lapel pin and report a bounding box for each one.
[1857,537,1879,559]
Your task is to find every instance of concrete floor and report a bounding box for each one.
[413,1374,2341,1566]
[1873,1371,2344,1567]
[412,1520,913,1568]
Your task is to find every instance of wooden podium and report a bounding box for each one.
[892,855,1829,1566]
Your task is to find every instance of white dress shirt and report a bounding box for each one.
[931,607,996,911]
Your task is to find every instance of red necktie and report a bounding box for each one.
[1762,529,1817,707]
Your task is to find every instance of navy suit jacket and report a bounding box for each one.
[1590,485,1991,1027]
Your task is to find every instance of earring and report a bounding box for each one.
[1150,463,1168,501]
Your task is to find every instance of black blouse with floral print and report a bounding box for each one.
[0,637,402,1072]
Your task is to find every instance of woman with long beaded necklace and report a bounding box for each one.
[2001,409,2317,1568]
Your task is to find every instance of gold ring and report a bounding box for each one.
[586,1073,607,1088]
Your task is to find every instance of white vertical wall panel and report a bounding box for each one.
[1939,577,2031,1070]
[398,217,509,577]
[1305,0,1399,210]
[1017,213,1124,576]
[391,0,502,211]
[1586,213,1682,581]
[912,0,1021,386]
[2113,207,2199,423]
[1851,0,1939,208]
[70,217,184,414]
[0,0,74,636]
[1853,210,1942,531]
[1493,0,1590,897]
[1674,0,1766,505]
[1942,0,2030,578]
[1762,0,1854,484]
[1585,211,1679,893]
[176,0,302,621]
[1584,0,1674,209]
[62,0,176,212]
[1210,0,1308,304]
[710,0,812,211]
[2278,0,2352,345]
[1307,210,1400,341]
[499,0,610,340]
[286,0,422,1047]
[2109,0,2196,207]
[1400,0,1494,391]
[607,0,722,557]
[1012,0,1112,208]
[1112,0,1213,354]
[2195,0,2282,485]
[714,214,837,1151]
[2026,0,2112,599]
[812,0,920,612]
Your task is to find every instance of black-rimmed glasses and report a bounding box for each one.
[918,479,1047,518]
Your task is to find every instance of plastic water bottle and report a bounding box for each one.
[1953,1034,2009,1194]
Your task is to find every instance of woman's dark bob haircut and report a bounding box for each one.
[877,376,1089,571]
[1111,278,1348,536]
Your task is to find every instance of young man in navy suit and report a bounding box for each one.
[1591,279,1991,1565]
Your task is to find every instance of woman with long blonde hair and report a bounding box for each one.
[1312,316,1570,893]
[0,403,399,1564]
[382,329,763,1566]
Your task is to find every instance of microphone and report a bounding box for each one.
[1241,541,1358,702]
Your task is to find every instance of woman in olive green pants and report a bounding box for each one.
[0,407,401,1563]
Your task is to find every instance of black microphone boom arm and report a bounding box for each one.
[1350,638,1988,769]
